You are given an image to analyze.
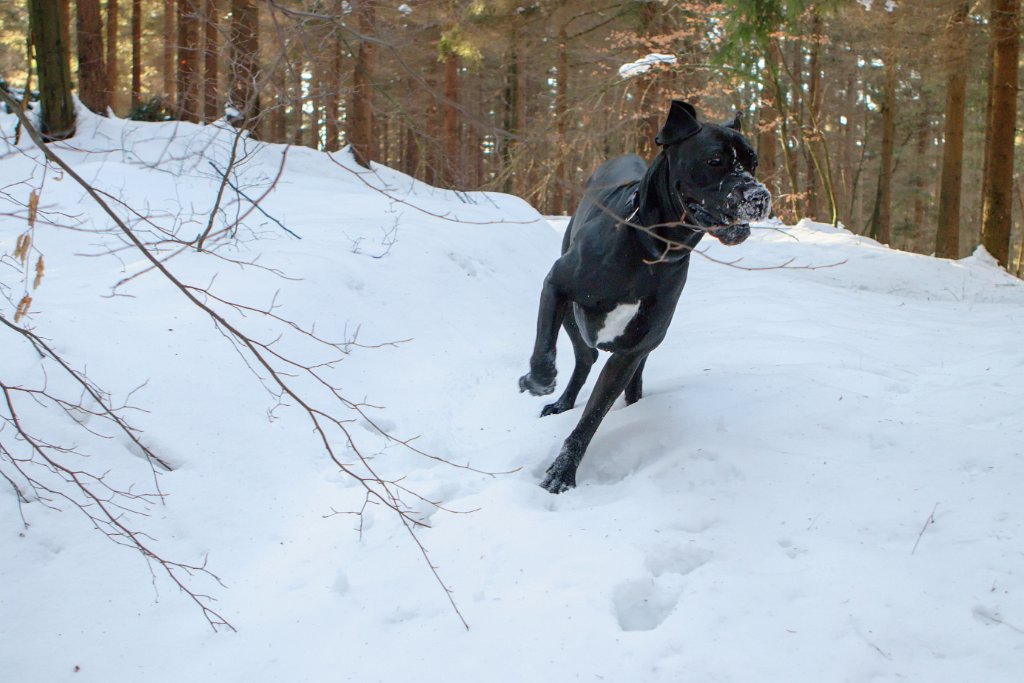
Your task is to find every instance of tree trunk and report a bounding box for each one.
[268,62,286,143]
[324,23,342,153]
[441,52,460,187]
[402,75,421,177]
[551,23,569,215]
[290,57,304,145]
[911,109,930,250]
[29,0,75,139]
[228,0,260,131]
[424,58,440,186]
[163,0,175,101]
[980,0,1021,267]
[203,0,219,121]
[871,58,897,245]
[308,62,322,149]
[176,0,200,122]
[76,0,107,114]
[805,12,822,220]
[347,0,375,167]
[757,71,780,210]
[131,0,141,107]
[935,5,970,259]
[634,0,661,161]
[499,18,524,193]
[105,0,118,113]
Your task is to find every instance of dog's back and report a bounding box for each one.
[563,154,647,253]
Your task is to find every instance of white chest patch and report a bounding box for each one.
[596,302,641,345]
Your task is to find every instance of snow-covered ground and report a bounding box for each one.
[3,110,1024,682]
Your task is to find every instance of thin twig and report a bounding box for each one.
[911,502,939,555]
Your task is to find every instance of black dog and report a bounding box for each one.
[519,100,771,494]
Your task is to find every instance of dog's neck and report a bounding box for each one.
[631,152,704,264]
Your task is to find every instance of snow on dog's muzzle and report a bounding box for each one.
[709,183,770,246]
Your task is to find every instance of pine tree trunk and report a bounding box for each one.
[290,57,304,145]
[551,23,569,215]
[805,13,822,220]
[757,69,779,209]
[634,1,661,161]
[424,59,440,185]
[324,23,342,153]
[163,0,175,101]
[441,52,460,187]
[76,0,107,114]
[980,0,1021,267]
[105,0,118,113]
[911,109,930,250]
[176,0,200,121]
[131,0,141,107]
[228,0,260,131]
[308,64,322,149]
[268,62,286,143]
[501,23,520,194]
[402,75,421,177]
[29,0,76,139]
[935,2,970,260]
[871,58,897,245]
[347,0,375,167]
[203,0,219,121]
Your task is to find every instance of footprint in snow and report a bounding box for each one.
[613,577,681,632]
[613,544,711,632]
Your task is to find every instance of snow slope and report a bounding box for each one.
[2,110,1024,682]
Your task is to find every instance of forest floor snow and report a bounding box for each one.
[2,110,1024,682]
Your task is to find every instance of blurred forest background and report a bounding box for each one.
[2,0,1022,271]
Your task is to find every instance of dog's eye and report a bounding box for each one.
[707,157,723,167]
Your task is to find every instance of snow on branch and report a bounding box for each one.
[618,53,678,79]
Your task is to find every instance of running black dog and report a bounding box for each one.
[519,99,771,494]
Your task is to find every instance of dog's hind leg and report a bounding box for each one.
[519,271,568,396]
[541,351,646,493]
[623,356,648,406]
[541,314,598,416]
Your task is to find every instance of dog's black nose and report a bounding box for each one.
[738,184,771,221]
[741,185,768,202]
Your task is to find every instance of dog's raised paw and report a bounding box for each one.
[519,372,556,396]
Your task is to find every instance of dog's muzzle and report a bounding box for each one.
[707,183,771,246]
[735,183,772,223]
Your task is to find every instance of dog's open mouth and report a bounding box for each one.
[683,201,752,246]
[709,223,751,246]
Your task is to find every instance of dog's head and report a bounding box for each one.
[655,100,772,246]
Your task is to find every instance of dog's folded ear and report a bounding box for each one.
[725,111,742,132]
[655,100,702,146]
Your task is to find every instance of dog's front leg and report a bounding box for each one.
[541,351,646,494]
[519,272,568,396]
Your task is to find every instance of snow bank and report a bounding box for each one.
[3,111,1024,682]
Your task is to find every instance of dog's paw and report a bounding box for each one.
[540,456,578,494]
[540,399,572,417]
[519,372,556,396]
